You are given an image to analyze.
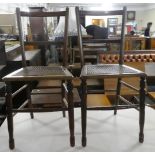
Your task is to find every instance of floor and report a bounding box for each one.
[0,107,155,152]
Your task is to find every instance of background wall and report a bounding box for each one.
[136,9,155,33]
[0,14,16,34]
[0,3,155,35]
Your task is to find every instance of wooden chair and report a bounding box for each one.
[75,6,146,146]
[3,7,75,149]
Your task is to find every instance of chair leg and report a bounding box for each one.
[62,111,66,117]
[139,77,145,143]
[114,78,121,115]
[61,80,66,117]
[26,83,34,119]
[6,83,14,150]
[67,80,75,147]
[81,79,87,147]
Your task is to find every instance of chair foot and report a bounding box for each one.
[63,111,66,117]
[70,136,75,147]
[139,133,144,143]
[114,110,117,115]
[82,136,86,147]
[9,139,15,150]
[30,113,34,119]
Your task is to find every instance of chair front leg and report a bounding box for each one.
[67,80,75,147]
[139,76,145,143]
[6,82,14,149]
[81,79,87,147]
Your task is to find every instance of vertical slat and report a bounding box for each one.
[119,6,127,65]
[16,7,27,67]
[75,7,84,68]
[63,7,69,67]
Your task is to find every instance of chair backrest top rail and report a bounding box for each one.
[20,10,67,17]
[79,10,124,16]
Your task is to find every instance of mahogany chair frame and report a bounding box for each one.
[76,6,146,146]
[3,7,75,149]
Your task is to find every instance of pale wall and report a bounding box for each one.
[136,9,155,32]
[0,14,16,34]
[85,7,155,33]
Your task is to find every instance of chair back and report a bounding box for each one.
[75,6,126,67]
[16,7,69,67]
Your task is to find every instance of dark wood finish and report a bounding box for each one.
[3,66,73,81]
[125,37,145,51]
[20,11,67,17]
[16,8,26,67]
[114,78,121,115]
[3,7,75,149]
[6,82,14,149]
[26,83,34,119]
[139,77,145,143]
[79,10,124,16]
[76,6,146,147]
[29,7,48,42]
[0,40,7,79]
[0,40,7,66]
[81,79,87,147]
[67,80,75,146]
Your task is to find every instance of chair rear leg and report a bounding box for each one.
[67,80,75,146]
[26,83,34,119]
[81,79,87,147]
[114,78,121,115]
[61,80,66,117]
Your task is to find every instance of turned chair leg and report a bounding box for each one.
[139,77,145,143]
[67,80,75,146]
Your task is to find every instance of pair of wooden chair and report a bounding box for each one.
[3,6,146,149]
